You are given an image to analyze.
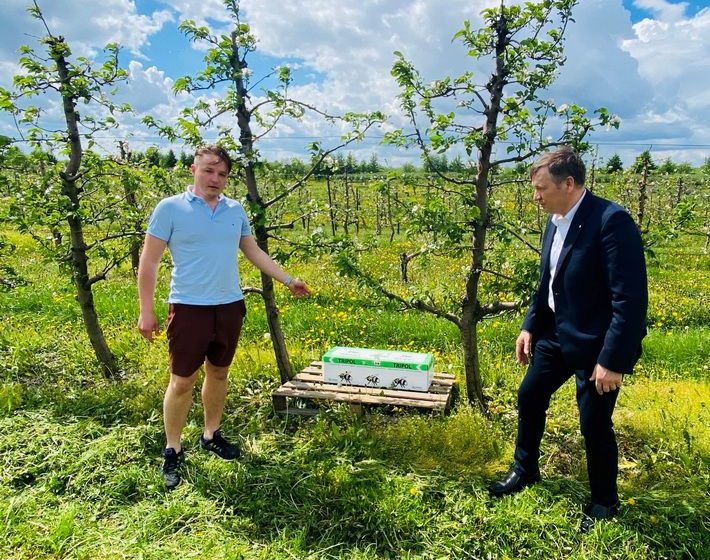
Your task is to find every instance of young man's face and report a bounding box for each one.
[191,155,229,201]
[531,167,576,216]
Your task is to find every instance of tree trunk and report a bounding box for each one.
[343,175,350,235]
[118,141,140,274]
[400,252,409,283]
[327,176,337,236]
[459,11,509,410]
[387,188,395,243]
[637,159,648,230]
[460,316,485,408]
[232,31,293,383]
[53,37,118,378]
[375,192,382,235]
[516,182,524,222]
[355,181,364,231]
[64,186,119,377]
[400,250,423,283]
[589,149,597,193]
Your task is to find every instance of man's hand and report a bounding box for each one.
[515,330,533,365]
[288,278,311,298]
[590,364,623,395]
[138,310,160,342]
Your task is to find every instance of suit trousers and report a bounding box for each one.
[513,332,620,506]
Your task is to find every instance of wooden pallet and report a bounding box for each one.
[272,361,455,416]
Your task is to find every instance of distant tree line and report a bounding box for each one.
[605,149,701,175]
[3,138,708,177]
[130,148,710,176]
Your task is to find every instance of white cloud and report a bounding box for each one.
[549,0,653,118]
[1,0,172,61]
[158,0,232,27]
[156,0,241,50]
[1,1,708,165]
[633,0,689,22]
[120,61,183,113]
[239,0,490,114]
[234,0,710,164]
[622,7,710,91]
[619,6,710,161]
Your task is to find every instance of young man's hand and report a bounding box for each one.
[288,278,311,298]
[138,311,160,342]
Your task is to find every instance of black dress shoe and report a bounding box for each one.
[580,502,620,533]
[488,469,541,497]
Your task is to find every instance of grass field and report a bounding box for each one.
[0,218,708,559]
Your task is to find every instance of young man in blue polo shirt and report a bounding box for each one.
[137,145,310,489]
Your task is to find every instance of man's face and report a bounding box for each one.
[531,167,574,215]
[191,155,229,200]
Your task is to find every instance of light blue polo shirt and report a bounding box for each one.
[147,186,252,305]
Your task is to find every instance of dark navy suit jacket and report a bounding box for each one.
[522,191,648,374]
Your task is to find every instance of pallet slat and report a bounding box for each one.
[283,378,449,402]
[272,361,455,415]
[273,386,441,409]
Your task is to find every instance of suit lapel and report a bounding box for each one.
[540,217,555,271]
[538,217,555,291]
[554,190,594,279]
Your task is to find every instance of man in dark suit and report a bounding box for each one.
[489,147,648,532]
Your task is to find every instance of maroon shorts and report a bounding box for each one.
[166,300,247,377]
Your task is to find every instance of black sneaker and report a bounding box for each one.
[199,429,241,460]
[161,448,184,490]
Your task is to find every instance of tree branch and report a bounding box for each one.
[480,300,521,316]
[242,286,263,295]
[264,211,314,232]
[85,231,144,251]
[496,222,541,255]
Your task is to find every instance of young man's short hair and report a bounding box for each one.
[195,145,233,174]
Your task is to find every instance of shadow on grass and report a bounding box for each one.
[2,375,707,559]
[179,402,708,558]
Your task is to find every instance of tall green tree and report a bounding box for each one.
[631,149,656,173]
[161,148,178,169]
[179,151,194,167]
[340,0,617,408]
[0,2,133,377]
[144,0,383,383]
[605,153,624,173]
[658,157,676,174]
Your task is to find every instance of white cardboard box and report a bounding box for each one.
[322,346,434,392]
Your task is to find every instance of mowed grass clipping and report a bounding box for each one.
[0,220,708,559]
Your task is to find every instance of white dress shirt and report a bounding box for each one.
[548,190,586,312]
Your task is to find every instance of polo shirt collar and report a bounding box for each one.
[185,185,225,204]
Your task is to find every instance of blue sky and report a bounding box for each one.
[1,0,709,166]
[623,0,708,20]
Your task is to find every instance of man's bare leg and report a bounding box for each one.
[202,359,229,439]
[163,371,199,452]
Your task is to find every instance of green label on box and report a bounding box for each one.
[323,346,433,372]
